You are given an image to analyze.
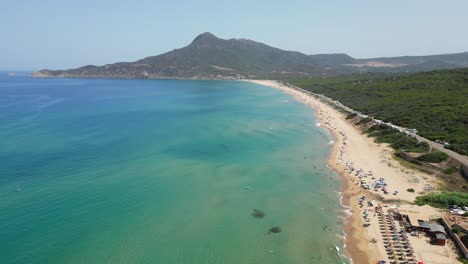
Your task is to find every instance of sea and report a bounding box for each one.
[0,72,348,264]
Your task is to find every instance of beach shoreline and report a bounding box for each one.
[246,79,377,263]
[246,80,459,264]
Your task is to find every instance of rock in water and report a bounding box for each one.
[251,209,265,218]
[269,226,282,233]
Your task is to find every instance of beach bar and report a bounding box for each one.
[400,213,430,232]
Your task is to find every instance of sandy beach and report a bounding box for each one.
[248,80,460,264]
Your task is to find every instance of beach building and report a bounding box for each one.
[399,212,449,246]
[429,223,446,235]
[428,224,447,246]
[400,213,430,232]
[434,233,447,246]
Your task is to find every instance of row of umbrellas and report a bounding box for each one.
[376,207,419,264]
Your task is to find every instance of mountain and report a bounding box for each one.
[33,32,468,79]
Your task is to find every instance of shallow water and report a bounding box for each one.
[0,74,347,263]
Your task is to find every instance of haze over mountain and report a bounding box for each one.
[33,32,468,79]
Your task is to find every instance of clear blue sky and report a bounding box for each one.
[2,0,467,70]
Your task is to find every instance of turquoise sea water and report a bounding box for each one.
[0,73,346,264]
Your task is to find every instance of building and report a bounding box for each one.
[400,213,430,232]
[429,223,447,235]
[434,233,447,246]
[428,223,447,246]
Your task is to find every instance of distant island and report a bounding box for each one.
[33,32,468,79]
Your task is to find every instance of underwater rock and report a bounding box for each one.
[251,209,265,218]
[269,226,282,233]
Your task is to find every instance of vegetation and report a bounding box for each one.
[443,166,458,174]
[407,188,415,192]
[289,69,468,155]
[356,117,372,125]
[415,192,468,208]
[452,226,462,234]
[365,124,430,153]
[417,151,449,163]
[346,113,357,119]
[459,257,468,264]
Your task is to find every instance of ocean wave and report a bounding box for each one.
[336,192,354,264]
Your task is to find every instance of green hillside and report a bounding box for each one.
[289,69,468,155]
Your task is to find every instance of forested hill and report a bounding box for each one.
[33,32,468,79]
[289,68,468,155]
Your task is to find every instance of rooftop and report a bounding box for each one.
[418,220,430,229]
[405,213,430,227]
[429,224,447,235]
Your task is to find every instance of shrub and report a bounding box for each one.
[407,188,415,192]
[366,124,391,133]
[346,113,357,119]
[417,151,449,163]
[452,226,462,234]
[443,166,458,174]
[415,192,468,208]
[356,117,372,125]
[408,142,430,153]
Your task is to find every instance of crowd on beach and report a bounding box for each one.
[311,96,421,263]
[311,100,399,199]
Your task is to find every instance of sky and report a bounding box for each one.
[2,0,468,70]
